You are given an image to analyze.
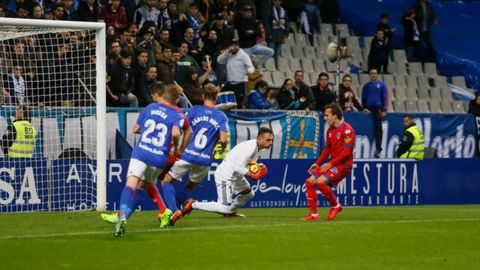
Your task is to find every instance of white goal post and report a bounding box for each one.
[0,18,106,212]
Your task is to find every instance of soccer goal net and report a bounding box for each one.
[0,18,106,212]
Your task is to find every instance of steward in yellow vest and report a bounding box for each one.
[396,115,424,160]
[2,106,37,158]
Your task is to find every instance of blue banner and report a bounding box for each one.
[104,158,480,211]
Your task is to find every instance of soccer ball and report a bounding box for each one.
[247,163,260,174]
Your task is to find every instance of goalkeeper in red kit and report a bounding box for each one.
[301,103,356,221]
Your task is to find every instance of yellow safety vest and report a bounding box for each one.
[400,125,424,160]
[213,141,230,159]
[9,120,37,158]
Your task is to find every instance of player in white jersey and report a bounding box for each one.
[184,127,273,217]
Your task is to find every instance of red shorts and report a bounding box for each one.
[310,164,351,187]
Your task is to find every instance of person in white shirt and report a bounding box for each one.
[184,127,273,217]
[217,38,255,108]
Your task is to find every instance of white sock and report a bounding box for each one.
[192,201,232,214]
[230,191,255,212]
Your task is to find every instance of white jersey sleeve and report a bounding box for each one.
[219,139,259,176]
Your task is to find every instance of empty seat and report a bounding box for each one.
[277,58,290,72]
[280,45,292,58]
[346,36,360,51]
[394,86,407,100]
[388,99,395,112]
[335,23,349,34]
[303,46,316,59]
[406,87,418,99]
[285,33,295,46]
[314,35,330,48]
[452,101,466,113]
[441,100,453,113]
[395,62,408,75]
[315,46,325,59]
[395,75,407,87]
[289,22,299,33]
[429,88,442,100]
[407,62,423,75]
[311,59,326,73]
[418,87,430,99]
[433,76,447,88]
[291,46,305,58]
[284,69,294,80]
[294,33,309,47]
[393,50,407,63]
[383,74,395,89]
[262,71,274,87]
[271,71,286,87]
[265,58,276,71]
[406,76,419,88]
[301,58,314,73]
[417,75,430,89]
[320,23,333,36]
[388,86,395,101]
[363,36,373,50]
[359,74,370,85]
[424,62,437,75]
[304,72,315,86]
[393,100,406,112]
[440,86,453,100]
[405,100,419,112]
[288,58,301,72]
[428,100,442,113]
[452,76,467,88]
[417,100,430,113]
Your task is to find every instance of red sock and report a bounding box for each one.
[305,180,318,215]
[317,183,338,207]
[145,182,167,213]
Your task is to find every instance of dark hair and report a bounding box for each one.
[404,9,415,17]
[403,114,413,120]
[319,72,329,80]
[150,81,165,96]
[294,70,304,76]
[368,67,378,74]
[136,48,148,57]
[258,127,273,137]
[282,79,293,88]
[162,45,172,52]
[380,12,389,19]
[324,103,343,120]
[342,74,352,81]
[121,50,133,59]
[255,80,268,89]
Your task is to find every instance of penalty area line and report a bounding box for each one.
[1,218,480,240]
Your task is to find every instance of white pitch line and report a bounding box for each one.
[1,218,480,240]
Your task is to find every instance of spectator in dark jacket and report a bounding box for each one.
[468,94,480,117]
[265,0,289,65]
[181,66,204,105]
[412,0,438,62]
[320,0,340,23]
[401,9,420,62]
[248,80,275,109]
[107,50,138,107]
[368,29,390,74]
[277,78,306,110]
[311,72,336,111]
[132,50,150,107]
[77,0,99,22]
[156,46,176,84]
[235,5,274,66]
[339,74,362,112]
[293,70,316,111]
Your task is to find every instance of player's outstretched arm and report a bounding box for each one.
[217,131,229,154]
[178,127,193,157]
[171,126,181,157]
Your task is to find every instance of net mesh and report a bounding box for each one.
[0,25,99,212]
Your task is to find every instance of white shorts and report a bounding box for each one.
[127,158,162,182]
[168,159,210,183]
[214,170,251,205]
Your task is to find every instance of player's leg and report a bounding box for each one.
[318,166,350,221]
[114,175,140,237]
[301,171,321,221]
[101,180,148,224]
[142,166,173,228]
[226,177,253,217]
[177,165,209,207]
[191,179,233,214]
[162,160,190,212]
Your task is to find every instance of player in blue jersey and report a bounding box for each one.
[162,83,229,225]
[113,83,185,237]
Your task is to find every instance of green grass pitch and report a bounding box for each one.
[1,205,480,269]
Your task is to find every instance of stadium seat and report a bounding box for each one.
[463,102,470,112]
[265,58,277,72]
[291,46,305,58]
[417,100,430,113]
[388,87,395,101]
[335,23,349,34]
[393,50,407,63]
[452,101,466,113]
[346,36,361,52]
[349,74,360,87]
[305,72,315,86]
[406,87,418,99]
[394,86,407,100]
[320,23,333,36]
[271,71,286,87]
[284,69,294,80]
[262,71,274,87]
[394,75,407,87]
[294,33,309,47]
[289,22,299,33]
[405,100,419,112]
[289,58,302,72]
[417,75,430,89]
[388,99,395,112]
[315,46,325,59]
[441,100,453,113]
[280,45,292,58]
[314,35,330,49]
[406,76,419,88]
[428,100,442,113]
[394,62,408,75]
[407,62,423,75]
[429,88,442,101]
[303,46,316,59]
[285,33,295,46]
[418,87,430,100]
[383,74,395,89]
[277,58,290,72]
[359,74,370,85]
[440,86,453,100]
[312,59,326,72]
[433,76,447,88]
[392,100,406,112]
[424,63,437,76]
[301,58,314,73]
[452,76,467,88]
[363,36,373,50]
